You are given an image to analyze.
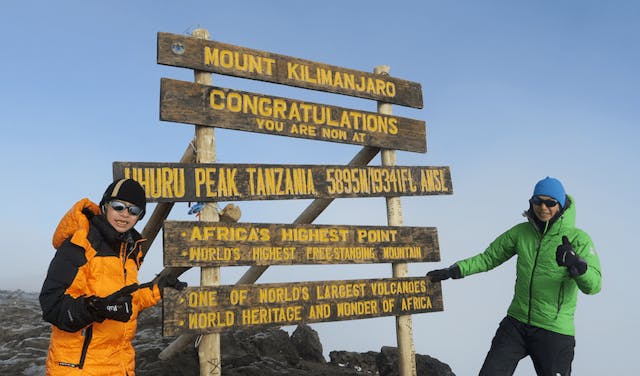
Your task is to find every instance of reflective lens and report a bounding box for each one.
[530,196,559,208]
[108,201,143,216]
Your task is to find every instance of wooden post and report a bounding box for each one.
[156,204,240,361]
[192,28,222,376]
[376,65,416,376]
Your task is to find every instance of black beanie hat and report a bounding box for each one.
[100,179,147,218]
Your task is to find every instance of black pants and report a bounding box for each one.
[479,316,575,376]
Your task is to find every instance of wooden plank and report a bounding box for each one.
[112,162,453,202]
[160,78,426,153]
[163,221,440,267]
[157,32,423,108]
[162,277,443,335]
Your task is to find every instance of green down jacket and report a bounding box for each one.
[456,195,601,336]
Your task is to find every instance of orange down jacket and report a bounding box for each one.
[40,198,160,375]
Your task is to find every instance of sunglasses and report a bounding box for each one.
[530,196,559,208]
[108,200,143,216]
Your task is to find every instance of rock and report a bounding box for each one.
[329,350,379,374]
[377,346,456,376]
[227,326,301,367]
[0,290,455,376]
[292,324,325,363]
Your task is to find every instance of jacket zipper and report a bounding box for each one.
[78,325,93,368]
[123,244,128,283]
[122,241,132,284]
[527,221,548,324]
[57,323,93,369]
[121,241,134,339]
[528,242,542,324]
[56,325,93,368]
[555,281,565,320]
[122,238,139,283]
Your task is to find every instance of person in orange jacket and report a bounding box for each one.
[39,178,184,375]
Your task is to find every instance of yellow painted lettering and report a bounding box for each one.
[287,62,300,80]
[187,290,217,307]
[209,89,225,110]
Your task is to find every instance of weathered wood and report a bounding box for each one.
[157,32,423,108]
[113,162,452,202]
[190,28,221,376]
[162,277,442,335]
[376,64,416,376]
[160,78,426,153]
[219,203,241,223]
[163,221,439,267]
[158,147,379,359]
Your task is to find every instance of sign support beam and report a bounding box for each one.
[376,65,417,376]
[191,28,222,376]
[236,145,380,285]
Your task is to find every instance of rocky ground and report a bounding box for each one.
[0,290,455,375]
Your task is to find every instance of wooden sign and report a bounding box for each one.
[157,32,423,108]
[163,277,443,335]
[160,78,426,153]
[163,221,440,267]
[113,162,453,202]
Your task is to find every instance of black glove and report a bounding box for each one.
[556,236,587,277]
[87,284,138,322]
[156,275,187,298]
[427,264,462,282]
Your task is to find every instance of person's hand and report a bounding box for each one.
[156,275,187,298]
[556,236,587,277]
[427,268,451,282]
[427,264,462,282]
[87,284,138,322]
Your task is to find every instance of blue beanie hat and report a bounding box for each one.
[532,177,566,208]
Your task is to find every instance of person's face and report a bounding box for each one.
[531,195,561,222]
[105,200,141,233]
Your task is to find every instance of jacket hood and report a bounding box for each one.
[52,198,101,249]
[559,194,577,229]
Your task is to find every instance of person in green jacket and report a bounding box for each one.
[427,177,601,376]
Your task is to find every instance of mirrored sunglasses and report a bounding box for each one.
[108,200,143,216]
[530,196,559,208]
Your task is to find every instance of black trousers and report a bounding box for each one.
[479,316,575,376]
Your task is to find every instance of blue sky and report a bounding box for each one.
[1,1,638,374]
